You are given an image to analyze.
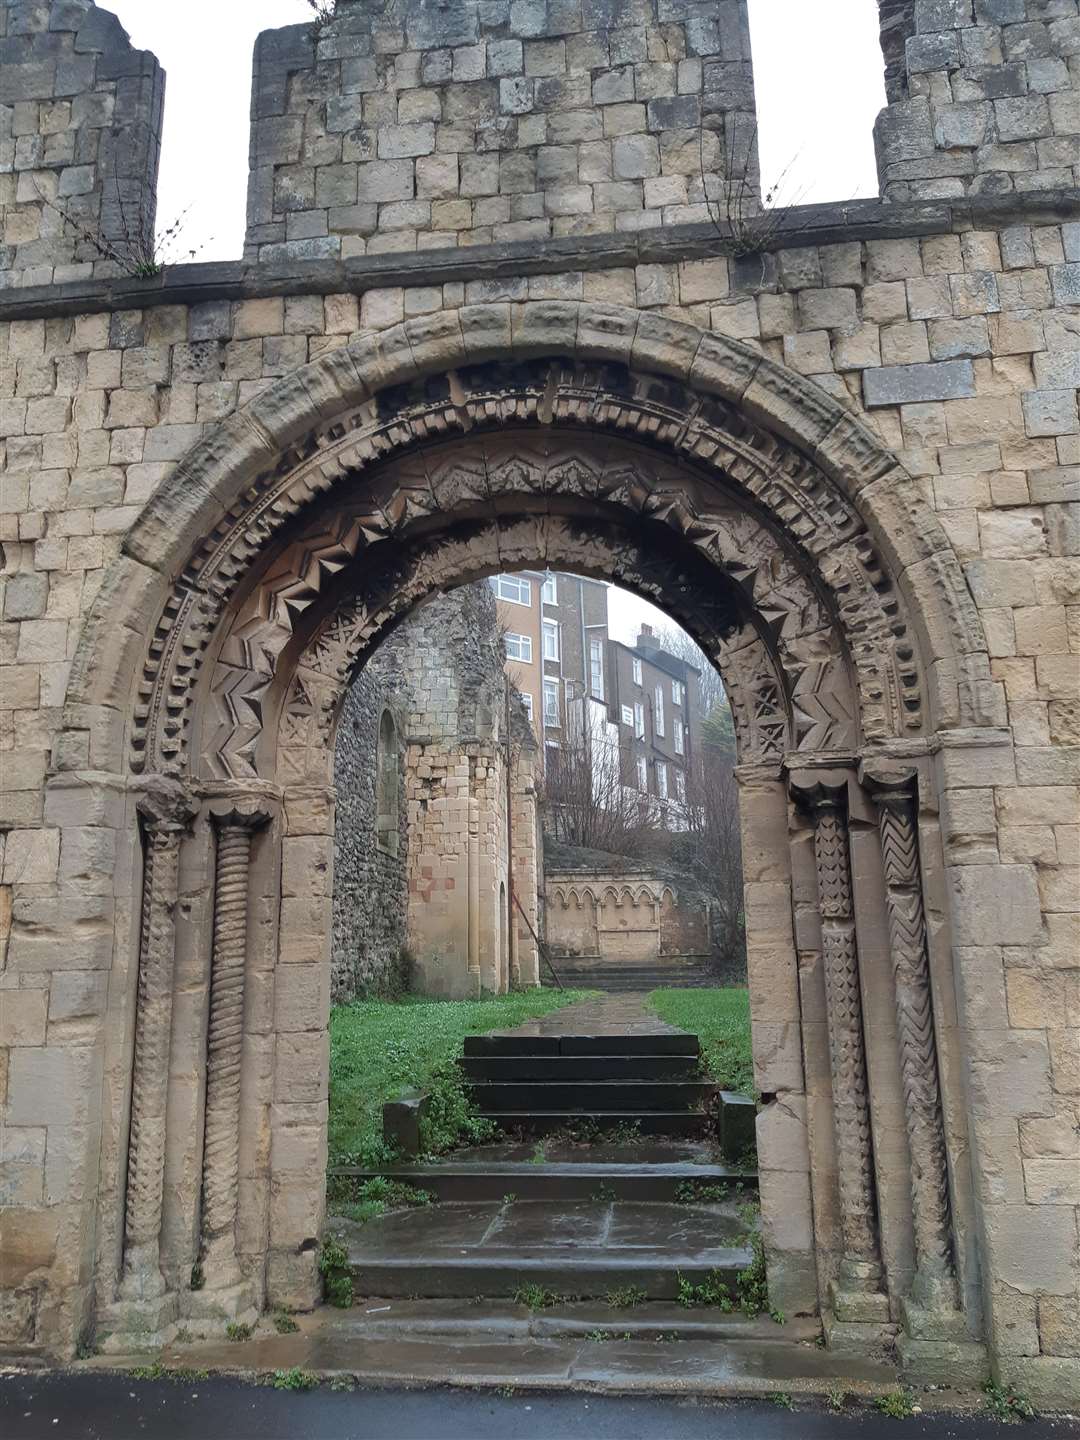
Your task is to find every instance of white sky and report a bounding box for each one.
[105,0,886,263]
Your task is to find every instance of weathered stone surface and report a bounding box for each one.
[863,358,977,406]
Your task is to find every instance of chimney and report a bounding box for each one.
[640,624,654,640]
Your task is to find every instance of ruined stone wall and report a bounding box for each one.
[0,0,165,288]
[330,650,407,1003]
[245,0,756,263]
[330,583,533,1001]
[546,867,709,960]
[875,0,1079,201]
[0,0,1076,1398]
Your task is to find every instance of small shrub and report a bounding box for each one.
[319,1235,353,1309]
[272,1367,319,1392]
[771,1392,794,1410]
[273,1310,300,1335]
[225,1322,253,1342]
[130,1361,165,1381]
[984,1380,1036,1422]
[873,1388,917,1419]
[826,1385,848,1412]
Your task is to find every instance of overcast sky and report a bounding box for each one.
[105,0,886,264]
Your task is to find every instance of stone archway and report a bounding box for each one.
[57,303,991,1378]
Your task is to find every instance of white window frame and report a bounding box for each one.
[656,761,668,800]
[672,679,684,706]
[589,636,605,701]
[654,684,665,738]
[636,755,648,792]
[634,701,645,739]
[674,717,685,755]
[542,619,561,662]
[520,692,534,720]
[543,677,560,727]
[632,657,642,686]
[505,632,533,663]
[541,573,557,604]
[493,574,531,606]
[675,769,686,803]
[621,704,634,726]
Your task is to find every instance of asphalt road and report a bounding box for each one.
[2,1373,1079,1440]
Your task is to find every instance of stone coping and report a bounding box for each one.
[3,191,1077,322]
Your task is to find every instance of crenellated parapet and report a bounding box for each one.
[0,0,165,288]
[874,0,1079,201]
[244,0,758,263]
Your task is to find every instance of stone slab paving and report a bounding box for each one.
[490,992,683,1038]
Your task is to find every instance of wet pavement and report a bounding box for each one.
[3,1372,1077,1440]
[490,992,679,1037]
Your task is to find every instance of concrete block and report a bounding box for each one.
[863,359,977,407]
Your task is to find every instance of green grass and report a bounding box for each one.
[328,990,590,1168]
[646,987,752,1095]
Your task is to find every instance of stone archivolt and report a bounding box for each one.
[89,305,989,1369]
[127,347,933,785]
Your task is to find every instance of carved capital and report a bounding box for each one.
[137,776,198,836]
[209,804,272,834]
[789,777,847,818]
[862,762,918,812]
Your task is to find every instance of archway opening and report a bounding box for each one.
[89,328,981,1372]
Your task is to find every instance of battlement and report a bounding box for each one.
[244,0,759,264]
[0,0,165,287]
[1,0,1076,289]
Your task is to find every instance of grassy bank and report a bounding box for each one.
[328,989,590,1169]
[647,987,753,1095]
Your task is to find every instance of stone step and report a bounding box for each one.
[481,1109,715,1137]
[311,1296,814,1345]
[468,1080,717,1112]
[460,1054,702,1082]
[338,1199,752,1301]
[333,1160,756,1203]
[464,1032,699,1058]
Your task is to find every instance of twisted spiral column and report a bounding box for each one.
[200,806,270,1289]
[864,766,959,1311]
[119,782,197,1301]
[791,778,887,1310]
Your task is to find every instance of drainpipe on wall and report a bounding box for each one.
[504,675,519,991]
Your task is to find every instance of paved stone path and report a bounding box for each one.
[492,992,681,1038]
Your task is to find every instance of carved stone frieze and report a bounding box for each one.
[130,362,925,782]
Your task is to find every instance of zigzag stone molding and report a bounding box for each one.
[130,357,928,782]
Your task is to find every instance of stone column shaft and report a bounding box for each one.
[791,778,888,1320]
[119,782,197,1302]
[865,767,959,1311]
[200,806,270,1292]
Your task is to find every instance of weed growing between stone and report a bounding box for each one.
[646,987,753,1095]
[271,1367,319,1392]
[328,991,589,1168]
[225,1322,253,1342]
[327,1175,435,1223]
[873,1388,919,1418]
[604,1285,647,1309]
[983,1380,1037,1422]
[318,1236,353,1308]
[272,1310,300,1335]
[771,1392,795,1410]
[514,1283,562,1310]
[676,1269,736,1310]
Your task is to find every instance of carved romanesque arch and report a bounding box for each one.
[62,304,989,1372]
